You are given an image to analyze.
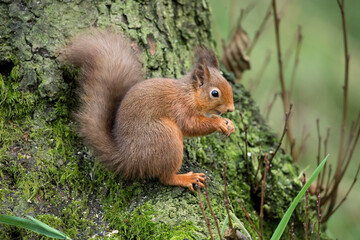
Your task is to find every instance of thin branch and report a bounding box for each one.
[289,222,295,240]
[255,104,292,192]
[316,193,322,240]
[253,157,262,193]
[340,113,360,178]
[331,0,350,215]
[260,154,270,239]
[322,163,360,222]
[324,127,331,159]
[263,27,297,121]
[297,125,310,160]
[302,173,309,240]
[315,119,322,194]
[288,25,303,101]
[309,222,316,240]
[247,3,272,55]
[272,0,287,107]
[204,178,223,240]
[221,39,237,75]
[239,112,250,185]
[247,0,289,55]
[323,113,360,206]
[264,92,279,121]
[336,0,350,164]
[239,1,257,23]
[341,120,356,161]
[223,162,236,239]
[228,0,238,39]
[271,0,296,160]
[248,50,271,93]
[319,127,331,194]
[196,179,214,240]
[336,0,350,165]
[268,104,292,165]
[322,164,332,207]
[237,198,261,237]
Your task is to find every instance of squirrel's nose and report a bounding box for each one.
[227,106,234,113]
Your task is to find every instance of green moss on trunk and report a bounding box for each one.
[0,0,328,239]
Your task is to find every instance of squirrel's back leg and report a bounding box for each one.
[152,119,206,192]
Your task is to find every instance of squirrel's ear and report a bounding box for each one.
[195,47,219,70]
[193,60,210,88]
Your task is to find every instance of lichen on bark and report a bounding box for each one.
[0,0,327,239]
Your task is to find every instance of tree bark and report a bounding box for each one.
[0,0,323,239]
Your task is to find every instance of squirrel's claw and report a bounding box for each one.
[218,117,235,137]
[161,172,206,193]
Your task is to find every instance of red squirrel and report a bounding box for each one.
[61,30,235,192]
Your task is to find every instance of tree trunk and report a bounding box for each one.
[0,0,323,239]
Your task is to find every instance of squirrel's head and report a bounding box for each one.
[192,48,234,117]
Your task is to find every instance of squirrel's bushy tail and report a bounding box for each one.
[61,30,144,164]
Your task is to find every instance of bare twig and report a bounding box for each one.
[253,158,262,193]
[204,178,222,240]
[315,119,322,194]
[228,0,238,38]
[319,127,331,194]
[247,0,289,55]
[323,112,360,211]
[221,39,236,75]
[271,0,296,160]
[289,222,295,240]
[316,193,322,240]
[263,29,297,122]
[268,104,293,165]
[196,179,214,240]
[289,25,303,101]
[302,173,309,240]
[330,0,351,217]
[248,50,271,93]
[340,115,359,167]
[223,162,236,239]
[336,0,350,177]
[297,125,310,160]
[239,112,250,185]
[323,163,360,222]
[324,127,331,159]
[255,105,292,192]
[323,164,332,205]
[237,198,261,237]
[238,1,257,24]
[247,3,272,55]
[340,113,360,179]
[309,222,316,240]
[260,154,270,239]
[264,92,279,121]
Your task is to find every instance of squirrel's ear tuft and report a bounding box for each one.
[195,47,219,69]
[193,59,210,88]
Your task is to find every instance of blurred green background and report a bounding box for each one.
[209,0,360,239]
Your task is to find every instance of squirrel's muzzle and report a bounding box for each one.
[227,106,235,113]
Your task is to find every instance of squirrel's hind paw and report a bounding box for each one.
[160,172,206,193]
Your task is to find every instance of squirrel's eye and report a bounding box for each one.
[211,90,219,98]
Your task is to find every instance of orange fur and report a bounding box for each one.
[60,30,235,191]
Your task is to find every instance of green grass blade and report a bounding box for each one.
[26,215,70,238]
[0,214,69,239]
[220,214,228,238]
[219,212,252,240]
[270,154,329,240]
[229,212,252,240]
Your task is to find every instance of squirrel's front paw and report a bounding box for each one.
[216,117,235,136]
[217,117,235,136]
[223,118,235,137]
